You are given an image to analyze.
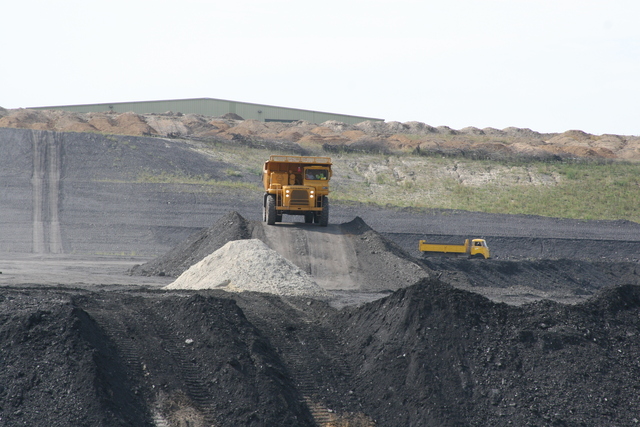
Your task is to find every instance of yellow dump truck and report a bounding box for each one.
[419,238,491,259]
[262,155,332,226]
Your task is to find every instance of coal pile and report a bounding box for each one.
[339,279,640,426]
[129,211,256,278]
[0,290,149,426]
[1,279,640,426]
[0,289,314,427]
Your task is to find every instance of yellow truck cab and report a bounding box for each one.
[262,155,332,226]
[419,238,491,259]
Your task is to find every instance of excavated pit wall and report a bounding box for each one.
[1,129,640,425]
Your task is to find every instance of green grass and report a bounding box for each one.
[442,176,638,220]
[328,154,640,223]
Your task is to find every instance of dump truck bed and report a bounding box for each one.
[419,241,469,254]
[418,238,491,259]
[263,155,332,191]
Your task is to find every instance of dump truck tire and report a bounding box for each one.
[304,213,314,223]
[320,197,329,227]
[266,195,276,225]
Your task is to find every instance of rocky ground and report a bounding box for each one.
[1,125,640,426]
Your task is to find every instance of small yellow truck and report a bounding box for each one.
[419,238,491,259]
[262,155,332,226]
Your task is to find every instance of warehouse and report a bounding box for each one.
[30,97,383,125]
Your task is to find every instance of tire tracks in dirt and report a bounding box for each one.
[31,130,63,254]
[83,296,218,427]
[235,295,370,426]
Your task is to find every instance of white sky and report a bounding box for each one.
[3,0,640,135]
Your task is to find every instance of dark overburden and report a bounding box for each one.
[2,281,640,426]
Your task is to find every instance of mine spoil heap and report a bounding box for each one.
[2,280,640,426]
[1,214,640,426]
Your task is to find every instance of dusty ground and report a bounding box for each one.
[1,127,640,426]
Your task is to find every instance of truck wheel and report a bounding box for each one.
[266,195,276,225]
[304,213,313,223]
[319,197,329,227]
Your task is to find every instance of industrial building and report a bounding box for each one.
[31,97,384,125]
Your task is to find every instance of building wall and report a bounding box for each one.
[31,98,383,125]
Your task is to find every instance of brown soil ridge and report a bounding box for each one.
[1,107,639,161]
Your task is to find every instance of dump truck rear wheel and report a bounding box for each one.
[266,195,276,225]
[320,197,329,227]
[304,213,313,223]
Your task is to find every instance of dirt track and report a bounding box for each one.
[254,221,428,292]
[259,223,360,290]
[1,128,640,426]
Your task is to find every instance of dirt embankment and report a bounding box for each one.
[131,212,430,296]
[1,107,639,161]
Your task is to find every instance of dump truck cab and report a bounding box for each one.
[262,155,332,226]
[469,239,491,259]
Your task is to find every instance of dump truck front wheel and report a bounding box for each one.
[320,197,329,227]
[266,195,276,225]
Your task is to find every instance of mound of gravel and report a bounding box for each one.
[165,239,329,298]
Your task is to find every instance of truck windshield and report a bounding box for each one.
[305,169,328,180]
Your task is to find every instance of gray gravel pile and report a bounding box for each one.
[165,239,329,298]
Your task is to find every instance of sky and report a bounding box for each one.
[3,0,640,136]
